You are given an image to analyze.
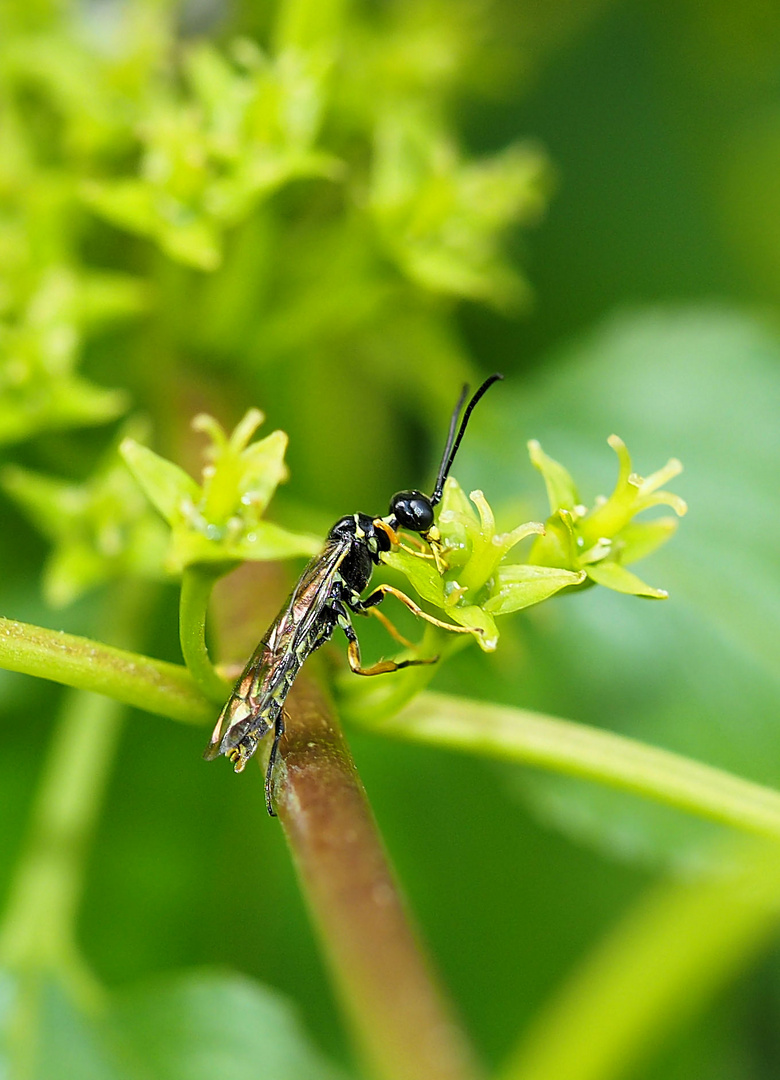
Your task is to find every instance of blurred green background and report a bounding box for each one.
[1,0,779,1078]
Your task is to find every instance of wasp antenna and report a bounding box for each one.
[430,373,503,506]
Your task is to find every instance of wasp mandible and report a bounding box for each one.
[204,374,503,814]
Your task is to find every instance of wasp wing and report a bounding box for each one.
[203,536,350,761]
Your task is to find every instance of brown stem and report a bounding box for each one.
[276,670,484,1080]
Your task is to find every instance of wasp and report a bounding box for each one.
[204,374,503,815]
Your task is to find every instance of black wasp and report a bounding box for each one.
[204,374,502,815]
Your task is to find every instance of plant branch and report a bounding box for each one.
[355,692,780,841]
[0,688,121,1005]
[0,616,212,725]
[0,582,160,1077]
[179,567,232,702]
[275,670,484,1080]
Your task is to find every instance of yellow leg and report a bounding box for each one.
[399,541,435,560]
[420,526,448,574]
[367,606,416,649]
[364,584,484,642]
[346,638,438,677]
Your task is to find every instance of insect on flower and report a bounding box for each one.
[204,374,503,815]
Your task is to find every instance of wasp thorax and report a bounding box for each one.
[328,515,357,540]
[389,490,435,533]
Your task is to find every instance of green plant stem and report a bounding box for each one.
[6,614,780,848]
[356,691,780,842]
[0,687,122,1080]
[0,615,212,725]
[179,567,232,702]
[276,670,484,1080]
[498,839,780,1080]
[0,583,157,1079]
[0,689,122,998]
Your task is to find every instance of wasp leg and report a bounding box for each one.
[264,711,285,817]
[398,535,436,560]
[334,602,437,676]
[421,526,448,574]
[366,605,416,649]
[399,542,435,559]
[359,583,484,642]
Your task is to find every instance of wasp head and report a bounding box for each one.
[387,489,435,534]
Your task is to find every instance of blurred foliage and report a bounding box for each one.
[1,419,168,606]
[1,0,780,1079]
[459,310,780,871]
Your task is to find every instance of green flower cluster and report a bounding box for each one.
[1,420,165,606]
[383,435,686,652]
[528,435,687,596]
[121,410,320,574]
[1,410,319,606]
[84,41,340,272]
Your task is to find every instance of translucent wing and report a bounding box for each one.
[203,536,350,761]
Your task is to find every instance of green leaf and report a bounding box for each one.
[484,564,586,615]
[108,971,351,1080]
[157,217,222,273]
[0,467,86,542]
[465,306,780,865]
[77,273,150,326]
[0,969,351,1080]
[173,522,320,568]
[230,522,321,562]
[44,543,113,608]
[274,0,348,51]
[0,973,119,1080]
[500,841,780,1080]
[230,428,289,518]
[0,373,127,446]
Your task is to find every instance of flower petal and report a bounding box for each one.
[528,439,579,513]
[120,439,200,525]
[484,564,586,614]
[617,517,679,565]
[585,560,668,598]
[382,549,446,608]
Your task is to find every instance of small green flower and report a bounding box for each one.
[528,435,687,598]
[369,110,550,307]
[384,476,581,652]
[381,435,686,653]
[121,409,321,575]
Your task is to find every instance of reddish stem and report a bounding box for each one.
[277,672,484,1080]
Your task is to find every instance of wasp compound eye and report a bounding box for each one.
[389,490,435,533]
